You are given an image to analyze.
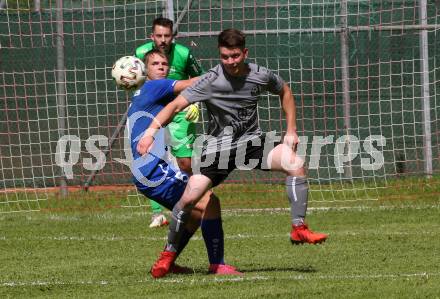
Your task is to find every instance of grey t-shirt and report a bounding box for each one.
[181,63,285,154]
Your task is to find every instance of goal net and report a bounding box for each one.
[1,0,439,212]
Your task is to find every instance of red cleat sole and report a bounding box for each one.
[290,224,328,245]
[291,237,327,245]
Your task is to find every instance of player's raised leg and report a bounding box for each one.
[268,143,328,245]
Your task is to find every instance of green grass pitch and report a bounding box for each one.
[1,183,440,298]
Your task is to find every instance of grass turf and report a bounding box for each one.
[1,191,439,298]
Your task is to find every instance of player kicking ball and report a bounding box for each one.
[137,29,328,278]
[128,48,241,277]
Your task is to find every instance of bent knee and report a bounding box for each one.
[286,167,306,177]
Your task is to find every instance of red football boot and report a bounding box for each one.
[150,251,176,278]
[290,224,328,245]
[208,264,243,275]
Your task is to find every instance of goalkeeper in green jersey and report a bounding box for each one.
[135,17,203,228]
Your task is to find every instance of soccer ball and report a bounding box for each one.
[111,56,146,90]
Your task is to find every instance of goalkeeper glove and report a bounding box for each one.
[184,103,200,123]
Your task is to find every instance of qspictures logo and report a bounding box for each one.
[55,112,386,187]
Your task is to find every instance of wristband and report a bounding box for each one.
[144,128,159,140]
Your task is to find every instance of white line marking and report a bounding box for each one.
[1,229,438,242]
[2,203,438,222]
[223,204,440,214]
[2,272,438,287]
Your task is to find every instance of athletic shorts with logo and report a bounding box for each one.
[132,154,189,210]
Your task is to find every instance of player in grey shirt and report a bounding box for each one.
[138,29,328,278]
[181,62,284,155]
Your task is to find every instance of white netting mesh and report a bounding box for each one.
[1,0,439,211]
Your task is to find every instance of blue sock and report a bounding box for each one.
[176,228,194,257]
[201,218,224,265]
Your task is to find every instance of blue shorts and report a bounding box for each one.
[132,156,189,210]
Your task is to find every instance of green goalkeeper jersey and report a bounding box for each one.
[135,42,203,80]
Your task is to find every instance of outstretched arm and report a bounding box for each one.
[136,95,191,155]
[173,77,199,94]
[279,83,299,149]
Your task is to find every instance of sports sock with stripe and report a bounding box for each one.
[165,204,192,252]
[286,176,309,226]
